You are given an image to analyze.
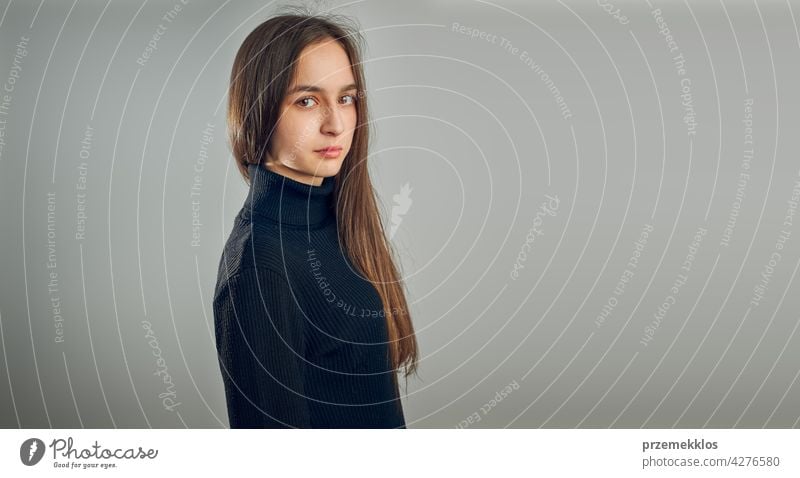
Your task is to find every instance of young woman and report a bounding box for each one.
[213,12,419,428]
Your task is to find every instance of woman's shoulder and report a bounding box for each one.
[214,214,288,284]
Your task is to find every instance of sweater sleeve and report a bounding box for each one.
[213,266,311,428]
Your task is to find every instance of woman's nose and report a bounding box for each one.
[320,105,344,135]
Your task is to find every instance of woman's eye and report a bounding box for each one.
[297,97,318,108]
[340,94,355,105]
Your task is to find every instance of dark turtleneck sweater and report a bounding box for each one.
[213,162,406,428]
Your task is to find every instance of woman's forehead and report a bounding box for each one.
[291,39,355,89]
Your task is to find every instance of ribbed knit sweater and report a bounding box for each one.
[213,162,406,428]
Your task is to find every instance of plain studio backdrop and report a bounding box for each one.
[1,0,799,428]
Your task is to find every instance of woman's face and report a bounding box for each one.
[266,38,358,186]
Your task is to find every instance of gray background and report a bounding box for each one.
[1,0,799,428]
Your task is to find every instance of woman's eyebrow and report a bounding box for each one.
[287,83,357,94]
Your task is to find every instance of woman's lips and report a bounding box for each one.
[315,146,343,159]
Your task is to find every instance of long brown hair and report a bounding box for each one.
[227,11,419,394]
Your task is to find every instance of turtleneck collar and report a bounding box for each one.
[242,162,336,226]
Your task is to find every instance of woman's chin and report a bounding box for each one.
[309,158,344,177]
